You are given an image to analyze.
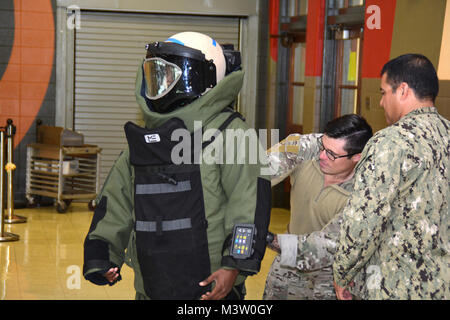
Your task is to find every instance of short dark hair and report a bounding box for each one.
[380,54,439,102]
[324,114,373,156]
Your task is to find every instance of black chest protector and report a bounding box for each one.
[124,111,242,300]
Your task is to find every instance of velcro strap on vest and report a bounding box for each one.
[135,181,191,195]
[136,218,192,233]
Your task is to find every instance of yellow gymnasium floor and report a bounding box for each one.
[0,203,290,300]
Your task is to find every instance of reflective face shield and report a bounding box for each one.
[143,58,182,100]
[142,41,217,113]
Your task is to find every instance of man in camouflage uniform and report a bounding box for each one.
[333,54,449,300]
[263,114,373,300]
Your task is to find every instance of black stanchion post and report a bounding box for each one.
[0,129,19,241]
[4,119,27,224]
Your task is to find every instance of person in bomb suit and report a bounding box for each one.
[83,32,271,300]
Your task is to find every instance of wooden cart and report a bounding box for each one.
[25,126,101,213]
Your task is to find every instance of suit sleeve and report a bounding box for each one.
[83,150,134,285]
[219,120,271,275]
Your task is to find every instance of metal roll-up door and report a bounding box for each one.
[74,11,240,186]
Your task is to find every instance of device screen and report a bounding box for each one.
[230,224,255,259]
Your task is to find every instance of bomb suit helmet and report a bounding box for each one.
[142,32,227,113]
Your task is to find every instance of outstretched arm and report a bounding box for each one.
[274,212,342,271]
[267,133,321,186]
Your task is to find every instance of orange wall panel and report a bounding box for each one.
[21,29,55,48]
[361,0,397,78]
[0,0,54,148]
[20,11,54,31]
[438,0,450,80]
[305,0,325,77]
[0,64,21,81]
[0,99,20,117]
[0,82,20,99]
[269,0,279,62]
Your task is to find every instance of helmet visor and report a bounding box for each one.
[143,58,182,100]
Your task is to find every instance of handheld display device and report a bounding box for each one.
[230,224,256,259]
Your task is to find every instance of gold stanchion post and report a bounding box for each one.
[4,119,27,224]
[0,129,19,241]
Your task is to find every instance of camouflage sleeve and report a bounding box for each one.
[332,141,405,288]
[276,213,342,270]
[295,213,342,271]
[267,133,321,186]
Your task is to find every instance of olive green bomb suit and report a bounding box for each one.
[83,66,271,300]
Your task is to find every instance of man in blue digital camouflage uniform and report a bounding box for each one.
[333,54,449,300]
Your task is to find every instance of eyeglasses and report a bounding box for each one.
[317,136,358,161]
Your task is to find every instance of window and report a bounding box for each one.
[320,0,365,129]
[284,0,308,134]
[287,42,306,133]
[334,27,363,117]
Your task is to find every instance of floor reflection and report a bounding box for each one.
[0,203,289,300]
